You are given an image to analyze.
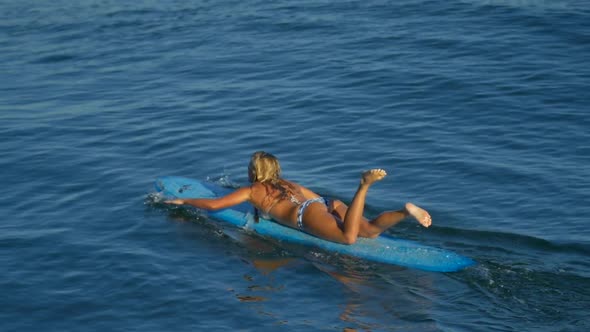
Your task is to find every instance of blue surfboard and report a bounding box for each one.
[155,176,475,272]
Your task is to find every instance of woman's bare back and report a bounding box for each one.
[249,180,317,227]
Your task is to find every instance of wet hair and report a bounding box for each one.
[249,151,297,222]
[248,151,282,185]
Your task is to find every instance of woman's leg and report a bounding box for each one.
[331,199,432,239]
[302,169,387,244]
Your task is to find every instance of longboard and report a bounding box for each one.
[155,176,475,272]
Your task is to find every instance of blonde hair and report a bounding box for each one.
[249,151,282,184]
[249,151,290,222]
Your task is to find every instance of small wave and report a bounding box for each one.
[433,225,590,257]
[412,224,590,282]
[207,174,241,188]
[462,0,574,12]
[144,191,208,224]
[457,259,590,326]
[31,54,77,64]
[144,191,166,204]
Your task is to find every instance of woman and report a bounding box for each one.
[166,151,431,245]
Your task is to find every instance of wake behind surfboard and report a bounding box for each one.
[155,176,475,272]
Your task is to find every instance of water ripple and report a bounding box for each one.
[2,0,589,331]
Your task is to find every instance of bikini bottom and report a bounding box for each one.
[296,197,330,230]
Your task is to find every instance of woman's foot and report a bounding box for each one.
[405,202,432,227]
[361,169,387,185]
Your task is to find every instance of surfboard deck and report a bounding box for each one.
[155,176,475,272]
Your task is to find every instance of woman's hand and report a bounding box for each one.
[165,199,185,205]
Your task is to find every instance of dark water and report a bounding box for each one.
[1,0,589,331]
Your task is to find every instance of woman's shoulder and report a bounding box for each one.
[249,182,265,190]
[249,181,273,195]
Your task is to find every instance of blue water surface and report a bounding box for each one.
[1,0,589,331]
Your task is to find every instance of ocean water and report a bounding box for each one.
[1,0,589,331]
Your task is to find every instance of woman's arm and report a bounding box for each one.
[165,186,251,210]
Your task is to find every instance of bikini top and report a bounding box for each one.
[262,194,301,219]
